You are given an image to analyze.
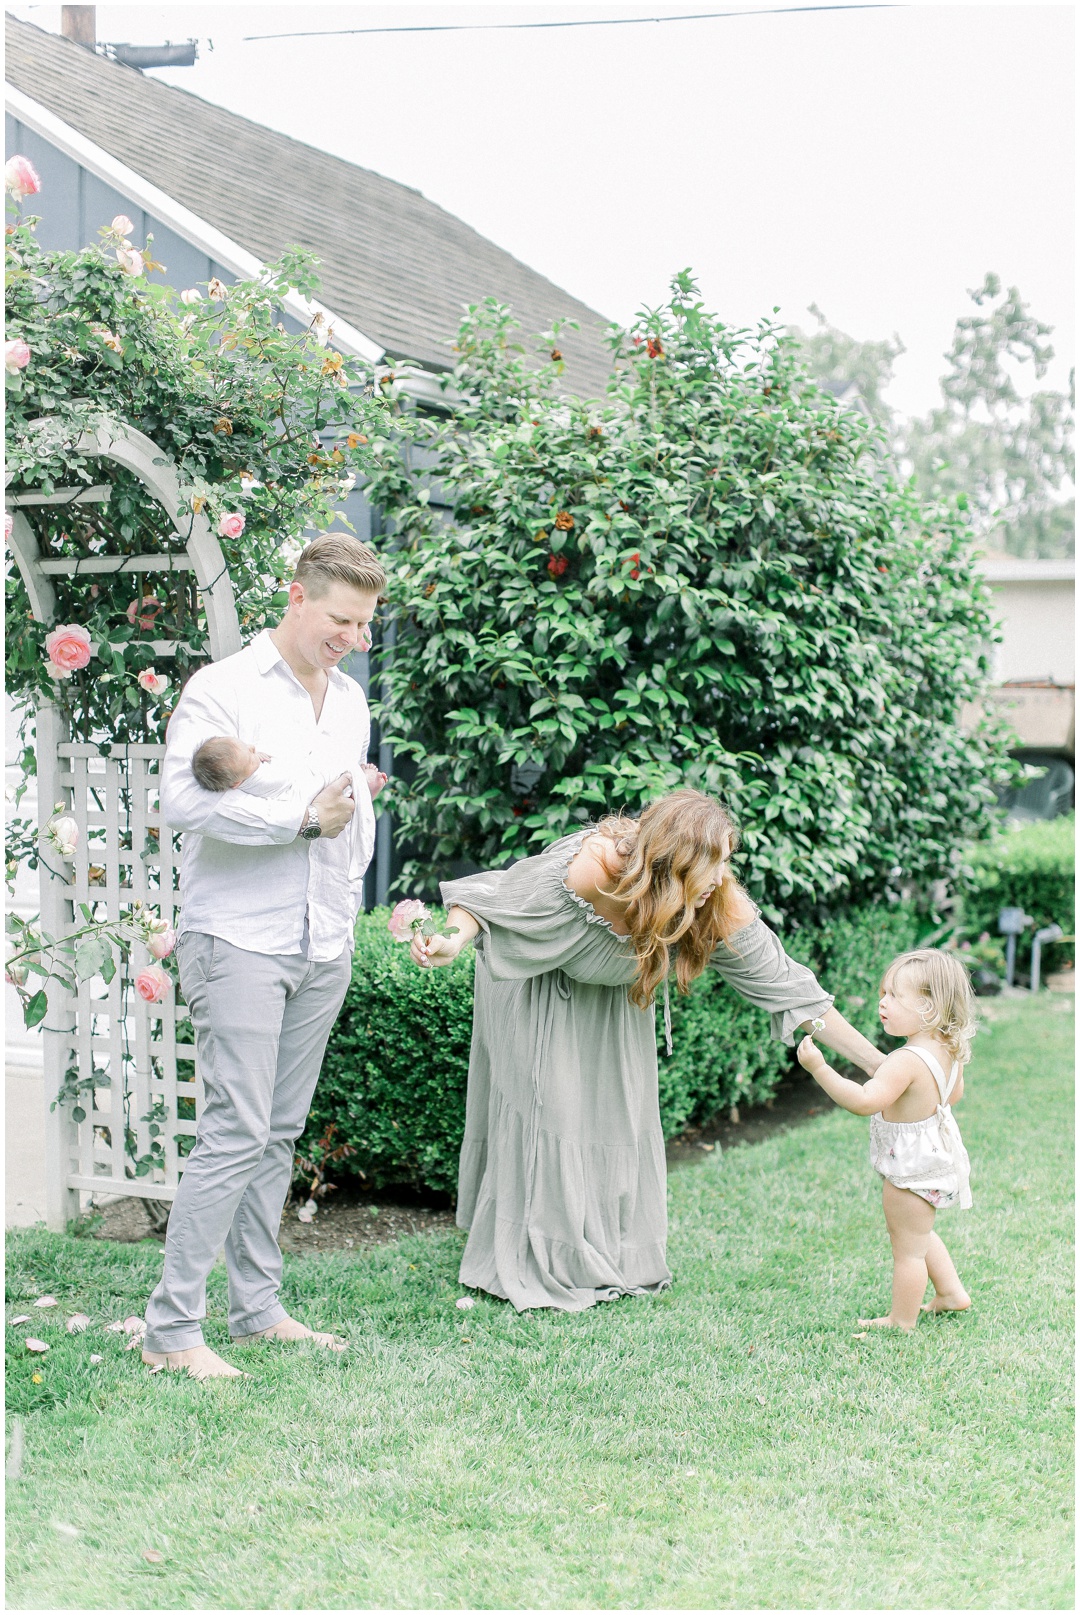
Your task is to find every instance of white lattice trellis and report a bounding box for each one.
[7,417,241,1230]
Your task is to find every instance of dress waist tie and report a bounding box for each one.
[663,978,673,1057]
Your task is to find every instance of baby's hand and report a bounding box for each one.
[360,762,389,800]
[797,1035,826,1076]
[257,751,272,763]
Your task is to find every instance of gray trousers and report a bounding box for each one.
[144,931,352,1352]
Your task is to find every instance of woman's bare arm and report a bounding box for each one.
[409,906,480,968]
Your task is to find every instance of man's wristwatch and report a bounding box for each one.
[300,806,322,841]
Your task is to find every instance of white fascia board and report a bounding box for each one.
[4,82,385,365]
[981,558,1075,584]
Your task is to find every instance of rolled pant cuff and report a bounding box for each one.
[229,1301,289,1340]
[143,1325,206,1354]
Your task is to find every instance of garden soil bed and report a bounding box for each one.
[89,1068,835,1255]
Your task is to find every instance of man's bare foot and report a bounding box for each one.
[857,1314,916,1332]
[921,1292,971,1315]
[142,1345,247,1380]
[231,1315,347,1351]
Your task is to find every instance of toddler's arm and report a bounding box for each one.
[797,1037,920,1116]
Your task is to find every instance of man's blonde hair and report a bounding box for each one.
[883,948,978,1064]
[294,532,387,598]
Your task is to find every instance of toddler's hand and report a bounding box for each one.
[797,1035,826,1076]
[360,762,389,800]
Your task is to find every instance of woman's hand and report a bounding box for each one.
[410,930,463,969]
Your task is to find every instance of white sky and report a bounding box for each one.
[7,2,1075,417]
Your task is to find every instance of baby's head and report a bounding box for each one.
[879,948,977,1063]
[192,736,261,792]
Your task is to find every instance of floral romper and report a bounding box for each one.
[869,1045,972,1210]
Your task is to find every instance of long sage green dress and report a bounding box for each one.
[440,829,834,1312]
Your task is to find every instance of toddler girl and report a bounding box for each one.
[797,948,974,1330]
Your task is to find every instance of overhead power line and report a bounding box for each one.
[244,6,899,45]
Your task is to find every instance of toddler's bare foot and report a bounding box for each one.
[921,1291,971,1315]
[857,1314,916,1332]
[142,1345,247,1380]
[232,1315,347,1351]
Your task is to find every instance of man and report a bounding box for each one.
[142,533,386,1379]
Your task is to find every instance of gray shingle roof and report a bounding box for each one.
[5,15,614,396]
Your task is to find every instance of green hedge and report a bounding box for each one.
[305,902,920,1197]
[960,815,1075,973]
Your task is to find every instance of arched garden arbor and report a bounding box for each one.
[7,417,240,1230]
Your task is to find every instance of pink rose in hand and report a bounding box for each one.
[387,900,430,942]
[147,927,176,960]
[5,340,31,373]
[44,624,92,674]
[135,965,171,1004]
[217,511,245,540]
[5,156,41,201]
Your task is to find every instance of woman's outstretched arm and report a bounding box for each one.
[409,906,480,968]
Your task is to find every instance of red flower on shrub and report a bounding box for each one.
[547,554,569,579]
[629,551,641,580]
[646,337,664,359]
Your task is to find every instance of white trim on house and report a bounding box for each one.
[980,558,1075,584]
[4,82,386,365]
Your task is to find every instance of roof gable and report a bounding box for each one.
[5,15,614,397]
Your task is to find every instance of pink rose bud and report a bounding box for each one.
[387,899,430,942]
[147,927,176,960]
[179,287,203,306]
[111,214,134,236]
[135,965,171,1004]
[217,511,245,540]
[359,624,373,653]
[44,623,92,673]
[115,247,145,277]
[5,156,41,201]
[136,669,169,698]
[5,340,31,373]
[5,512,13,540]
[126,594,161,630]
[6,958,28,987]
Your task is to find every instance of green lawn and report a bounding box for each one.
[6,995,1073,1610]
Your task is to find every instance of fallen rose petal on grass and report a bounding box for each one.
[52,1522,80,1540]
[33,1296,58,1309]
[25,1339,49,1353]
[10,1315,30,1326]
[89,1354,103,1364]
[455,1297,475,1310]
[106,1320,127,1333]
[122,1316,146,1334]
[143,1550,165,1564]
[66,1314,90,1333]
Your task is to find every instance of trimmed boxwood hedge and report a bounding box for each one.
[304,901,920,1197]
[960,814,1074,974]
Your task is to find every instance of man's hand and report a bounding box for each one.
[308,772,355,839]
[797,1035,827,1077]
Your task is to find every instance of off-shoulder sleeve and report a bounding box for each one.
[440,845,589,981]
[710,918,834,1046]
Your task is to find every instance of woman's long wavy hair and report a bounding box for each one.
[592,788,744,1010]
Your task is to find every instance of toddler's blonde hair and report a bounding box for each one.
[882,948,978,1065]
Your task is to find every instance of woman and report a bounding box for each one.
[411,789,883,1312]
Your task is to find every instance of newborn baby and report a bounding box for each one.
[191,735,387,801]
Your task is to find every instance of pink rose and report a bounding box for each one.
[217,512,245,540]
[136,669,169,698]
[5,340,30,373]
[207,278,228,301]
[44,624,92,674]
[387,899,430,942]
[126,594,161,630]
[43,816,79,859]
[115,247,145,277]
[111,214,134,236]
[147,927,176,960]
[135,966,171,1004]
[5,156,41,201]
[179,288,203,306]
[359,624,373,653]
[5,513,13,540]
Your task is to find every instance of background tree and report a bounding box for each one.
[367,273,1013,923]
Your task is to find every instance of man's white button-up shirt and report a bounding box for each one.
[160,630,377,961]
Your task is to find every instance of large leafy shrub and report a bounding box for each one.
[306,900,920,1195]
[960,815,1075,973]
[368,273,1013,922]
